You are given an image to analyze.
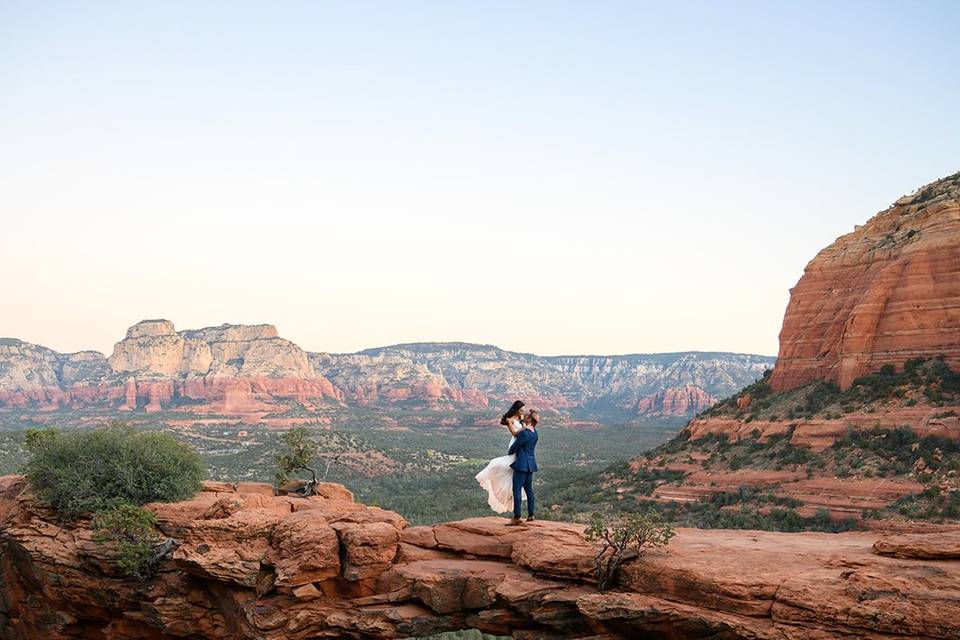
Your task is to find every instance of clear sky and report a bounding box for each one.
[2,1,958,357]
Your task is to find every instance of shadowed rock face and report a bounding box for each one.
[0,475,957,640]
[770,172,960,392]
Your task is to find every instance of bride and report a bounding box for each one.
[475,400,527,513]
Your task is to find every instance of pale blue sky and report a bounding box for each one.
[1,1,958,357]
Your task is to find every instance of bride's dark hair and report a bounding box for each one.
[500,400,525,426]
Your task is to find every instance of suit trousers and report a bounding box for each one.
[512,470,535,518]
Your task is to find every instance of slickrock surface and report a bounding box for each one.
[873,530,960,559]
[769,172,960,392]
[1,475,957,639]
[0,324,772,417]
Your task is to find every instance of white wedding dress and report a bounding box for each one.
[475,418,524,513]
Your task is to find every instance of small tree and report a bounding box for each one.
[92,501,171,578]
[585,509,675,591]
[274,428,340,496]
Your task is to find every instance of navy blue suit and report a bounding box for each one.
[508,428,538,518]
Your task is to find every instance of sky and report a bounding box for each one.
[1,1,958,358]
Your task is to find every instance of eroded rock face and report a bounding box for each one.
[0,475,957,640]
[0,339,112,409]
[770,172,960,392]
[108,320,317,381]
[632,385,715,416]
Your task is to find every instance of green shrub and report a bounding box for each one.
[776,445,812,466]
[800,382,842,416]
[92,501,161,577]
[23,424,203,518]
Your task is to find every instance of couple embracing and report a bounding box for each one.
[475,400,539,526]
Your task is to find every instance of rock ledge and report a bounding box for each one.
[1,475,958,639]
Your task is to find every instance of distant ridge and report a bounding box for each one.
[0,320,773,418]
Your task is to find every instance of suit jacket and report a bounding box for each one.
[508,428,539,473]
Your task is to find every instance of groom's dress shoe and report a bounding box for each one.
[507,518,523,526]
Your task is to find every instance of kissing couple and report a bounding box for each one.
[475,400,539,526]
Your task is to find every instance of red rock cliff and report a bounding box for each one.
[770,172,960,391]
[1,475,958,639]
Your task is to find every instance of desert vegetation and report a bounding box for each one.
[274,427,341,495]
[23,423,204,518]
[22,423,203,576]
[703,357,960,422]
[0,413,681,525]
[91,502,169,578]
[543,420,960,529]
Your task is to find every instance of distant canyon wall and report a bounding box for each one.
[0,324,772,418]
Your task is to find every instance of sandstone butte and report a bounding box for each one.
[630,173,960,520]
[0,320,344,416]
[1,475,958,640]
[769,171,960,392]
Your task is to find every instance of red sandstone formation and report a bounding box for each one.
[119,378,137,411]
[770,172,960,392]
[633,385,716,416]
[666,173,960,486]
[0,322,345,415]
[0,475,958,640]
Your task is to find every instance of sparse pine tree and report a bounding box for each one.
[275,428,339,496]
[585,509,674,591]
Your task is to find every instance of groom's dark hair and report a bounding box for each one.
[500,400,525,426]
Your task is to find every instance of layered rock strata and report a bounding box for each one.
[770,172,960,392]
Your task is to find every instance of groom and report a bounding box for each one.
[508,410,539,525]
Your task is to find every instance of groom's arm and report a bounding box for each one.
[508,430,527,455]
